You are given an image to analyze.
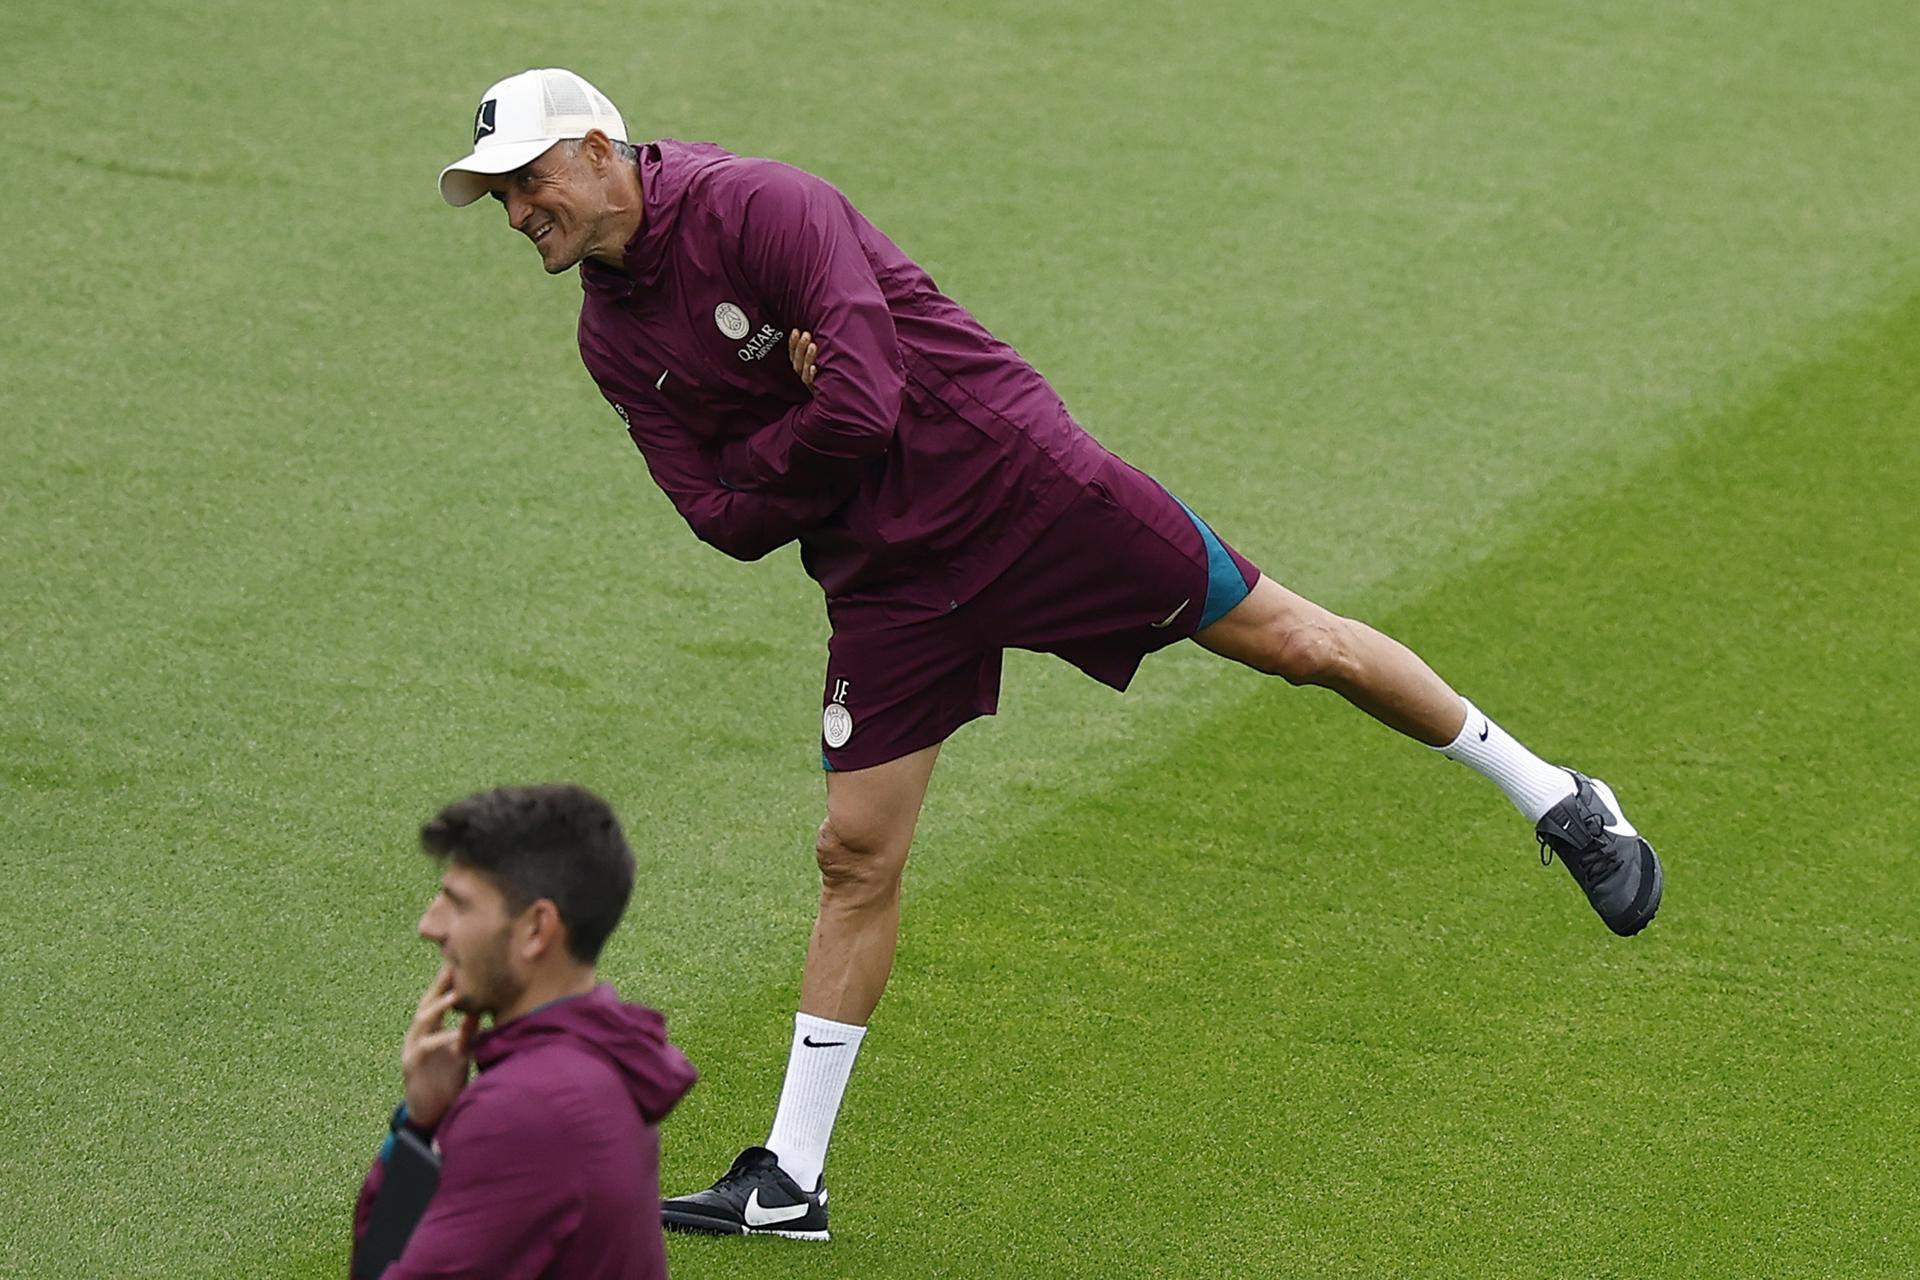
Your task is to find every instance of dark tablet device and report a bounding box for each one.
[354,1129,442,1279]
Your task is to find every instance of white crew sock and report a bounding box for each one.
[765,1012,866,1191]
[1435,699,1577,822]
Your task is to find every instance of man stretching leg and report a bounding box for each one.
[433,67,1663,1241]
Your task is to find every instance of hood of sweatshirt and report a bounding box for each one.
[472,983,696,1123]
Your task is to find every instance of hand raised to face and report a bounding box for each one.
[401,962,479,1131]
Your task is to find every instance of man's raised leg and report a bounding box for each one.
[662,744,941,1239]
[1195,575,1661,935]
[1194,574,1469,747]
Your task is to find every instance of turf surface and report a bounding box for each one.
[3,1,1918,1275]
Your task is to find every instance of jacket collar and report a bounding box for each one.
[470,983,611,1070]
[580,142,670,299]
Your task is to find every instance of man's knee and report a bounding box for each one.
[1261,614,1362,686]
[815,816,908,906]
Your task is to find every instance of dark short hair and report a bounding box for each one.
[420,784,635,964]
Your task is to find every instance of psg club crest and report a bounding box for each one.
[822,703,854,749]
[714,302,751,341]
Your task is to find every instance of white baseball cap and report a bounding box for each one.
[438,68,628,207]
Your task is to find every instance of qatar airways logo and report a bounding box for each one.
[736,323,782,363]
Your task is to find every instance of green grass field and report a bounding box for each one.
[5,1,1919,1275]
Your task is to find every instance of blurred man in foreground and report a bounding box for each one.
[351,784,697,1279]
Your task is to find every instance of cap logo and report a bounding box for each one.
[714,302,751,341]
[473,98,498,144]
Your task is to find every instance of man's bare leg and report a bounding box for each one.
[801,743,942,1022]
[756,744,941,1196]
[1190,571,1582,809]
[1193,574,1572,810]
[661,746,942,1238]
[1194,573,1661,936]
[1194,574,1468,746]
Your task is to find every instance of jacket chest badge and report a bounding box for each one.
[713,301,783,364]
[714,302,750,339]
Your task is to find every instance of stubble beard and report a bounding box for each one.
[452,930,521,1018]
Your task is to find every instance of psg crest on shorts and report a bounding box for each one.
[822,703,854,749]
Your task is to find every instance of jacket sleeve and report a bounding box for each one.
[349,1144,389,1271]
[714,163,904,493]
[380,1086,575,1280]
[604,388,854,561]
[351,1108,432,1275]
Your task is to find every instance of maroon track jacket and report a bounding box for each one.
[577,141,1112,628]
[351,985,696,1279]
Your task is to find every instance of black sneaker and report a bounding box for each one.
[661,1147,829,1241]
[1535,771,1663,937]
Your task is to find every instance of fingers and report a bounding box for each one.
[411,1025,470,1058]
[410,983,459,1037]
[417,961,452,1007]
[789,329,820,387]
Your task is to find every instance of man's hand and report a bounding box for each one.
[788,329,818,390]
[402,962,478,1131]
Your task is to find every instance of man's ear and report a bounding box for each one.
[580,129,612,172]
[520,899,568,961]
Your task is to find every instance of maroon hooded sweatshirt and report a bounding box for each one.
[351,985,696,1279]
[577,140,1113,630]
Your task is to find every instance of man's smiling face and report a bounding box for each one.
[486,140,609,274]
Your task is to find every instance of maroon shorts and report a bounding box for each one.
[820,455,1262,771]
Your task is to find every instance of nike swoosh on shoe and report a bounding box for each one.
[743,1189,810,1227]
[1591,778,1638,838]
